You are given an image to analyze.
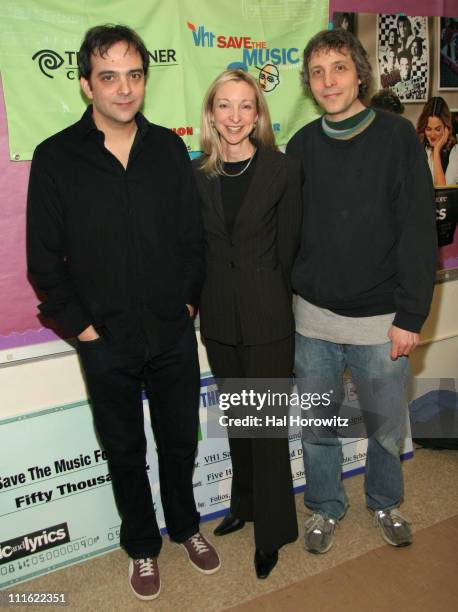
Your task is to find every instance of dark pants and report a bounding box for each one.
[78,320,200,558]
[204,335,298,553]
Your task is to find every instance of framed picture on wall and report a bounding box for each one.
[377,14,429,103]
[332,12,356,34]
[438,17,458,90]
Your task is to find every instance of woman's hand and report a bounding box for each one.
[434,126,449,153]
[431,127,449,186]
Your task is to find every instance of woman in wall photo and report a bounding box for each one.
[416,96,458,186]
[396,15,415,54]
[192,69,302,579]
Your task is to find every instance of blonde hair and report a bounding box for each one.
[199,69,276,176]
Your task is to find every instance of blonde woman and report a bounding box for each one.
[192,69,301,578]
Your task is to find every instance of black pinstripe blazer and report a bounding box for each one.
[192,148,303,346]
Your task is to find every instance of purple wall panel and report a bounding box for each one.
[329,1,455,18]
[0,77,54,349]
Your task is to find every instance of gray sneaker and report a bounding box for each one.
[304,513,338,554]
[373,508,412,547]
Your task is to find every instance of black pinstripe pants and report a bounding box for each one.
[204,334,298,552]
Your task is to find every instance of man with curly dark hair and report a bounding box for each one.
[370,88,404,115]
[287,28,437,555]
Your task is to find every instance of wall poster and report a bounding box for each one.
[377,14,429,102]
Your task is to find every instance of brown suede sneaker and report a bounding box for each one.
[181,533,221,574]
[129,557,160,600]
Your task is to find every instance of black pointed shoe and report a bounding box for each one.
[213,514,245,536]
[254,549,278,579]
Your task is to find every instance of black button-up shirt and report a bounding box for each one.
[27,106,204,356]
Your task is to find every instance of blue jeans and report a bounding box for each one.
[295,334,409,520]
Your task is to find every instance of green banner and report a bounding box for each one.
[0,0,327,160]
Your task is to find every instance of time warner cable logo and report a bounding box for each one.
[0,523,70,564]
[32,49,65,78]
[32,47,179,79]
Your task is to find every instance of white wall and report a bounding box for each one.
[411,280,458,378]
[0,333,210,418]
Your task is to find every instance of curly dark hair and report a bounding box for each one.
[301,28,373,101]
[370,89,404,114]
[78,24,149,79]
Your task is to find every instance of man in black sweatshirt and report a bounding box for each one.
[27,24,219,601]
[287,29,436,554]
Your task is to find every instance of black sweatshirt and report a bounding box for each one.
[27,107,204,355]
[286,110,437,333]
